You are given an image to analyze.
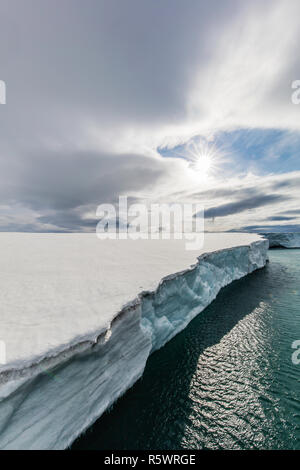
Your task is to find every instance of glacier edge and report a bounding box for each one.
[261,232,300,248]
[0,238,269,450]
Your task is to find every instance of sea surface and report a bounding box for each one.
[72,250,300,450]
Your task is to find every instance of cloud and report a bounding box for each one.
[203,194,290,219]
[0,0,300,231]
[239,224,300,233]
[283,209,300,215]
[187,171,300,232]
[271,176,300,190]
[266,216,295,221]
[0,146,191,230]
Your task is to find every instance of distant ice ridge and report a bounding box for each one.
[262,232,300,248]
[0,235,268,449]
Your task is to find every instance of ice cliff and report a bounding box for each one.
[0,234,268,449]
[262,232,300,248]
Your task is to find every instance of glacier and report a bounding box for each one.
[261,232,300,248]
[0,233,268,450]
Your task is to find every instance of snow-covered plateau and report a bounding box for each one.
[262,232,300,248]
[0,233,268,449]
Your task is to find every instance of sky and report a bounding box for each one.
[0,0,299,233]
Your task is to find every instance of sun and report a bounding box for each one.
[187,139,217,179]
[193,153,212,176]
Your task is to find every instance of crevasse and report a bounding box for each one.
[0,238,268,450]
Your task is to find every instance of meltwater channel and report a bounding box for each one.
[72,250,300,450]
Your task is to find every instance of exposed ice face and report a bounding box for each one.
[0,234,268,449]
[262,232,300,248]
[0,305,151,450]
[141,241,268,352]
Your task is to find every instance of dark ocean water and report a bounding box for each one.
[72,250,300,450]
